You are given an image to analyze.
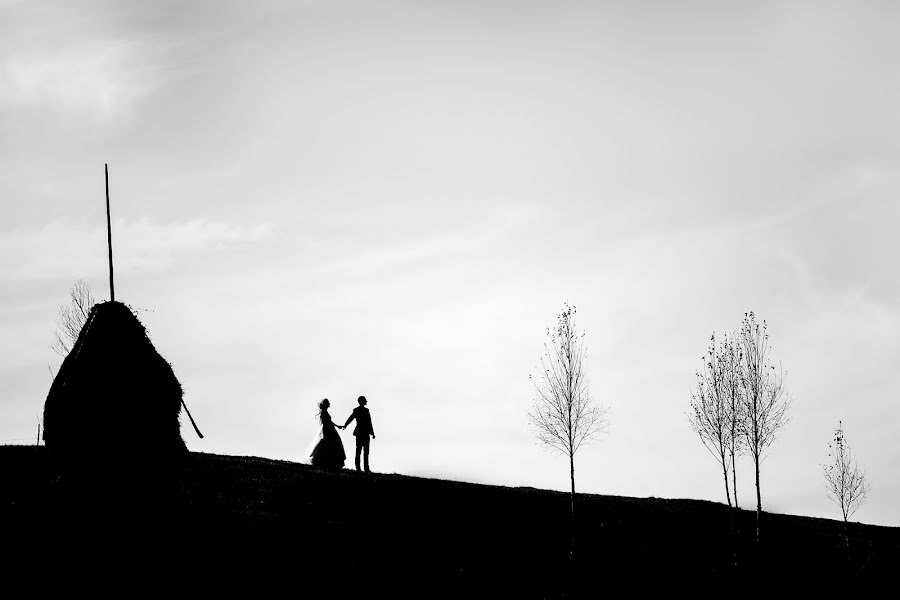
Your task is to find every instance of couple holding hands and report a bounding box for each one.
[307,395,375,472]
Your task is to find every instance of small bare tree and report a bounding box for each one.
[689,332,734,507]
[739,311,790,543]
[51,280,96,357]
[690,332,745,507]
[824,421,870,560]
[528,302,606,558]
[721,332,745,508]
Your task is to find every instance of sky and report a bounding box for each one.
[2,0,899,527]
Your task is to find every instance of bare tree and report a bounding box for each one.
[721,332,745,508]
[51,280,96,357]
[528,302,607,558]
[824,421,870,560]
[689,332,739,507]
[738,311,790,542]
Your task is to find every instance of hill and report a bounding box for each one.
[2,446,897,596]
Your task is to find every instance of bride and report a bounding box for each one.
[306,398,346,469]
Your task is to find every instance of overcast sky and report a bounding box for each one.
[2,0,899,527]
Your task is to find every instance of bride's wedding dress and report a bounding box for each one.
[306,409,345,469]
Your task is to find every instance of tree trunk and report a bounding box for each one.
[754,453,762,544]
[730,440,740,568]
[729,504,738,569]
[721,459,732,508]
[569,451,576,560]
[843,518,851,564]
[731,446,738,508]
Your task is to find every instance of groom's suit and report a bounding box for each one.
[345,406,375,471]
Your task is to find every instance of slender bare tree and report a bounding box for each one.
[528,302,607,558]
[689,332,734,507]
[738,311,790,543]
[721,332,745,508]
[689,331,746,508]
[51,280,96,357]
[824,421,870,560]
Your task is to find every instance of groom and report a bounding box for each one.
[343,395,375,472]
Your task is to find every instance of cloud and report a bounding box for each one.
[0,218,272,281]
[308,205,535,278]
[0,1,208,123]
[0,37,167,119]
[115,217,273,271]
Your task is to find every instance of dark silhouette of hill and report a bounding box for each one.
[2,446,897,596]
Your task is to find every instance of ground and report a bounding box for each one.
[1,447,897,596]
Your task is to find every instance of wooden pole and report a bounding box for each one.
[105,163,115,302]
[181,399,204,439]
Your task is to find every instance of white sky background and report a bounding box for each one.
[2,1,899,526]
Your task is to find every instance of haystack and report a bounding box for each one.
[43,301,187,470]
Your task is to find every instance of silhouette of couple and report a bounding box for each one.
[307,396,376,472]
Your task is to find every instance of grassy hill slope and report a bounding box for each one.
[2,447,897,595]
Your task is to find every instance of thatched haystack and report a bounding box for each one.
[43,301,187,470]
